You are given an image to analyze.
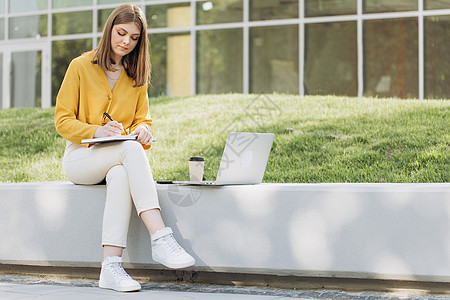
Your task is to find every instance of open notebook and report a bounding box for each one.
[80,135,138,144]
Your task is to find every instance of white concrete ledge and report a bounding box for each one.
[1,182,449,282]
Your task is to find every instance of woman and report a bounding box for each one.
[54,4,195,292]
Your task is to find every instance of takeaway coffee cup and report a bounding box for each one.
[189,157,205,181]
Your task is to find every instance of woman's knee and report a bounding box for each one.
[106,165,128,183]
[120,140,145,155]
[119,141,148,163]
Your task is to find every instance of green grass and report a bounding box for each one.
[0,94,449,183]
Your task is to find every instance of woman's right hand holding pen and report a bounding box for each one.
[94,121,124,138]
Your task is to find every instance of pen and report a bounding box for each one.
[103,111,155,142]
[103,111,114,122]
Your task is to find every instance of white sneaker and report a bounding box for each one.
[99,256,141,292]
[151,227,195,269]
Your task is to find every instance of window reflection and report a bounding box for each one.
[197,29,243,94]
[364,0,417,13]
[425,0,450,10]
[98,0,133,4]
[425,15,450,99]
[52,0,92,9]
[52,39,92,105]
[9,15,47,39]
[11,51,42,107]
[250,0,298,21]
[305,22,357,96]
[305,0,356,17]
[364,18,418,98]
[149,33,191,97]
[196,0,243,25]
[0,54,2,106]
[53,11,92,36]
[146,3,191,28]
[9,0,47,13]
[250,25,298,94]
[0,19,4,40]
[98,8,114,32]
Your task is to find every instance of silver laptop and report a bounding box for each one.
[174,132,274,186]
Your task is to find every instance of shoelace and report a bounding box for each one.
[160,234,184,256]
[108,262,132,280]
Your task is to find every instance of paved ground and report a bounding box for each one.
[1,276,450,300]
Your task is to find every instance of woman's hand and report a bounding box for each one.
[94,121,124,138]
[130,124,153,146]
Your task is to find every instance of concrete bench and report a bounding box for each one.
[1,181,449,284]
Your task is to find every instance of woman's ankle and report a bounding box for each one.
[140,209,166,235]
[103,245,124,260]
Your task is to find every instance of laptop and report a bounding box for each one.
[173,132,274,186]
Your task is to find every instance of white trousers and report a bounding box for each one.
[62,140,160,248]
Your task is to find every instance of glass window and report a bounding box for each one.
[98,8,114,32]
[52,39,93,105]
[53,11,93,36]
[425,0,450,10]
[196,0,243,25]
[250,25,298,94]
[9,15,47,39]
[364,18,418,99]
[0,0,4,14]
[146,3,191,28]
[0,19,4,40]
[305,22,357,96]
[425,15,450,99]
[11,51,42,108]
[98,0,134,4]
[305,0,356,17]
[53,0,92,9]
[364,0,417,13]
[0,54,3,106]
[197,29,243,94]
[9,0,47,13]
[149,33,192,97]
[250,0,298,21]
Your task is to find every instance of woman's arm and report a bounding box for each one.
[129,85,153,149]
[54,59,100,146]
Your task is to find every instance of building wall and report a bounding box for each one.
[0,0,449,108]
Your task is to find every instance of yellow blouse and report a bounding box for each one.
[54,50,152,149]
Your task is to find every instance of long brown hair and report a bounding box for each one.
[94,4,150,87]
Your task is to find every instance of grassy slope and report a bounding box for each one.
[0,94,448,183]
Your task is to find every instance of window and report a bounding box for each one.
[250,0,298,21]
[9,15,47,39]
[197,29,243,94]
[98,0,133,4]
[149,33,192,97]
[146,3,191,28]
[0,19,4,40]
[364,0,417,13]
[98,8,114,32]
[53,11,93,36]
[305,22,357,96]
[9,0,47,13]
[364,18,418,98]
[425,15,450,99]
[250,25,298,94]
[11,51,42,107]
[196,0,243,25]
[52,39,93,105]
[305,0,356,17]
[52,0,92,9]
[425,0,450,10]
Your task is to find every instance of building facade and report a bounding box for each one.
[0,0,449,108]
